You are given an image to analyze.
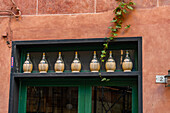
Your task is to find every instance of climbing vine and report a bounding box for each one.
[100,0,136,81]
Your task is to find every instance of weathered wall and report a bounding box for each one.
[0,0,170,113]
[0,17,11,113]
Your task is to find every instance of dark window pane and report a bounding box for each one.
[26,87,78,113]
[92,86,132,113]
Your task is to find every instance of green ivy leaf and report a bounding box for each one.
[133,2,136,5]
[114,7,121,12]
[108,26,112,29]
[125,25,131,29]
[116,25,122,29]
[121,5,124,8]
[103,43,108,48]
[111,28,117,32]
[129,2,136,5]
[118,20,122,24]
[113,29,117,32]
[127,5,133,10]
[101,54,106,58]
[103,43,107,46]
[118,16,122,19]
[116,11,122,16]
[102,60,105,62]
[122,2,127,5]
[109,37,114,40]
[112,33,118,36]
[101,78,107,81]
[119,2,127,8]
[106,79,110,81]
[102,50,106,54]
[123,9,128,13]
[106,39,109,42]
[111,19,117,23]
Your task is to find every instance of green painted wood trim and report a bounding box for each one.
[21,79,86,86]
[18,81,27,113]
[78,85,86,113]
[85,85,92,113]
[19,79,84,113]
[132,82,138,113]
[18,78,138,113]
[20,78,137,84]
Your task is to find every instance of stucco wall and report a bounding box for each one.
[0,0,170,113]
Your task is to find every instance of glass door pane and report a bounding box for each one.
[92,86,132,113]
[26,87,78,113]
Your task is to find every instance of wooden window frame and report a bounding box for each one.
[8,37,143,113]
[18,78,138,113]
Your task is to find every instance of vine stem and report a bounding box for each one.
[100,0,136,82]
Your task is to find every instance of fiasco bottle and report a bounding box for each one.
[90,51,100,72]
[38,52,48,73]
[122,50,133,72]
[54,52,65,73]
[71,51,81,72]
[23,53,33,73]
[105,51,116,72]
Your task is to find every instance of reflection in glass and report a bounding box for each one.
[26,87,78,113]
[92,86,132,113]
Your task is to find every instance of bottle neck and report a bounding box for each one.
[42,53,45,59]
[26,53,30,60]
[109,51,112,58]
[93,51,96,59]
[94,54,96,58]
[58,52,61,59]
[75,52,78,58]
[126,51,129,57]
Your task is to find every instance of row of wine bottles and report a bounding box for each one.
[23,51,133,73]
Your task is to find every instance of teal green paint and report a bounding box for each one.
[18,81,22,113]
[78,85,86,113]
[22,78,86,86]
[18,81,27,113]
[85,85,92,113]
[18,77,138,113]
[19,79,84,113]
[132,81,138,113]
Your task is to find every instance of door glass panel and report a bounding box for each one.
[26,87,78,113]
[92,86,132,113]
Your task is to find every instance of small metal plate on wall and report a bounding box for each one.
[156,75,166,83]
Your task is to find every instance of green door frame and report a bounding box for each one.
[18,78,138,113]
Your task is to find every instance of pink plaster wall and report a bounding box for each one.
[0,0,170,113]
[0,17,11,113]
